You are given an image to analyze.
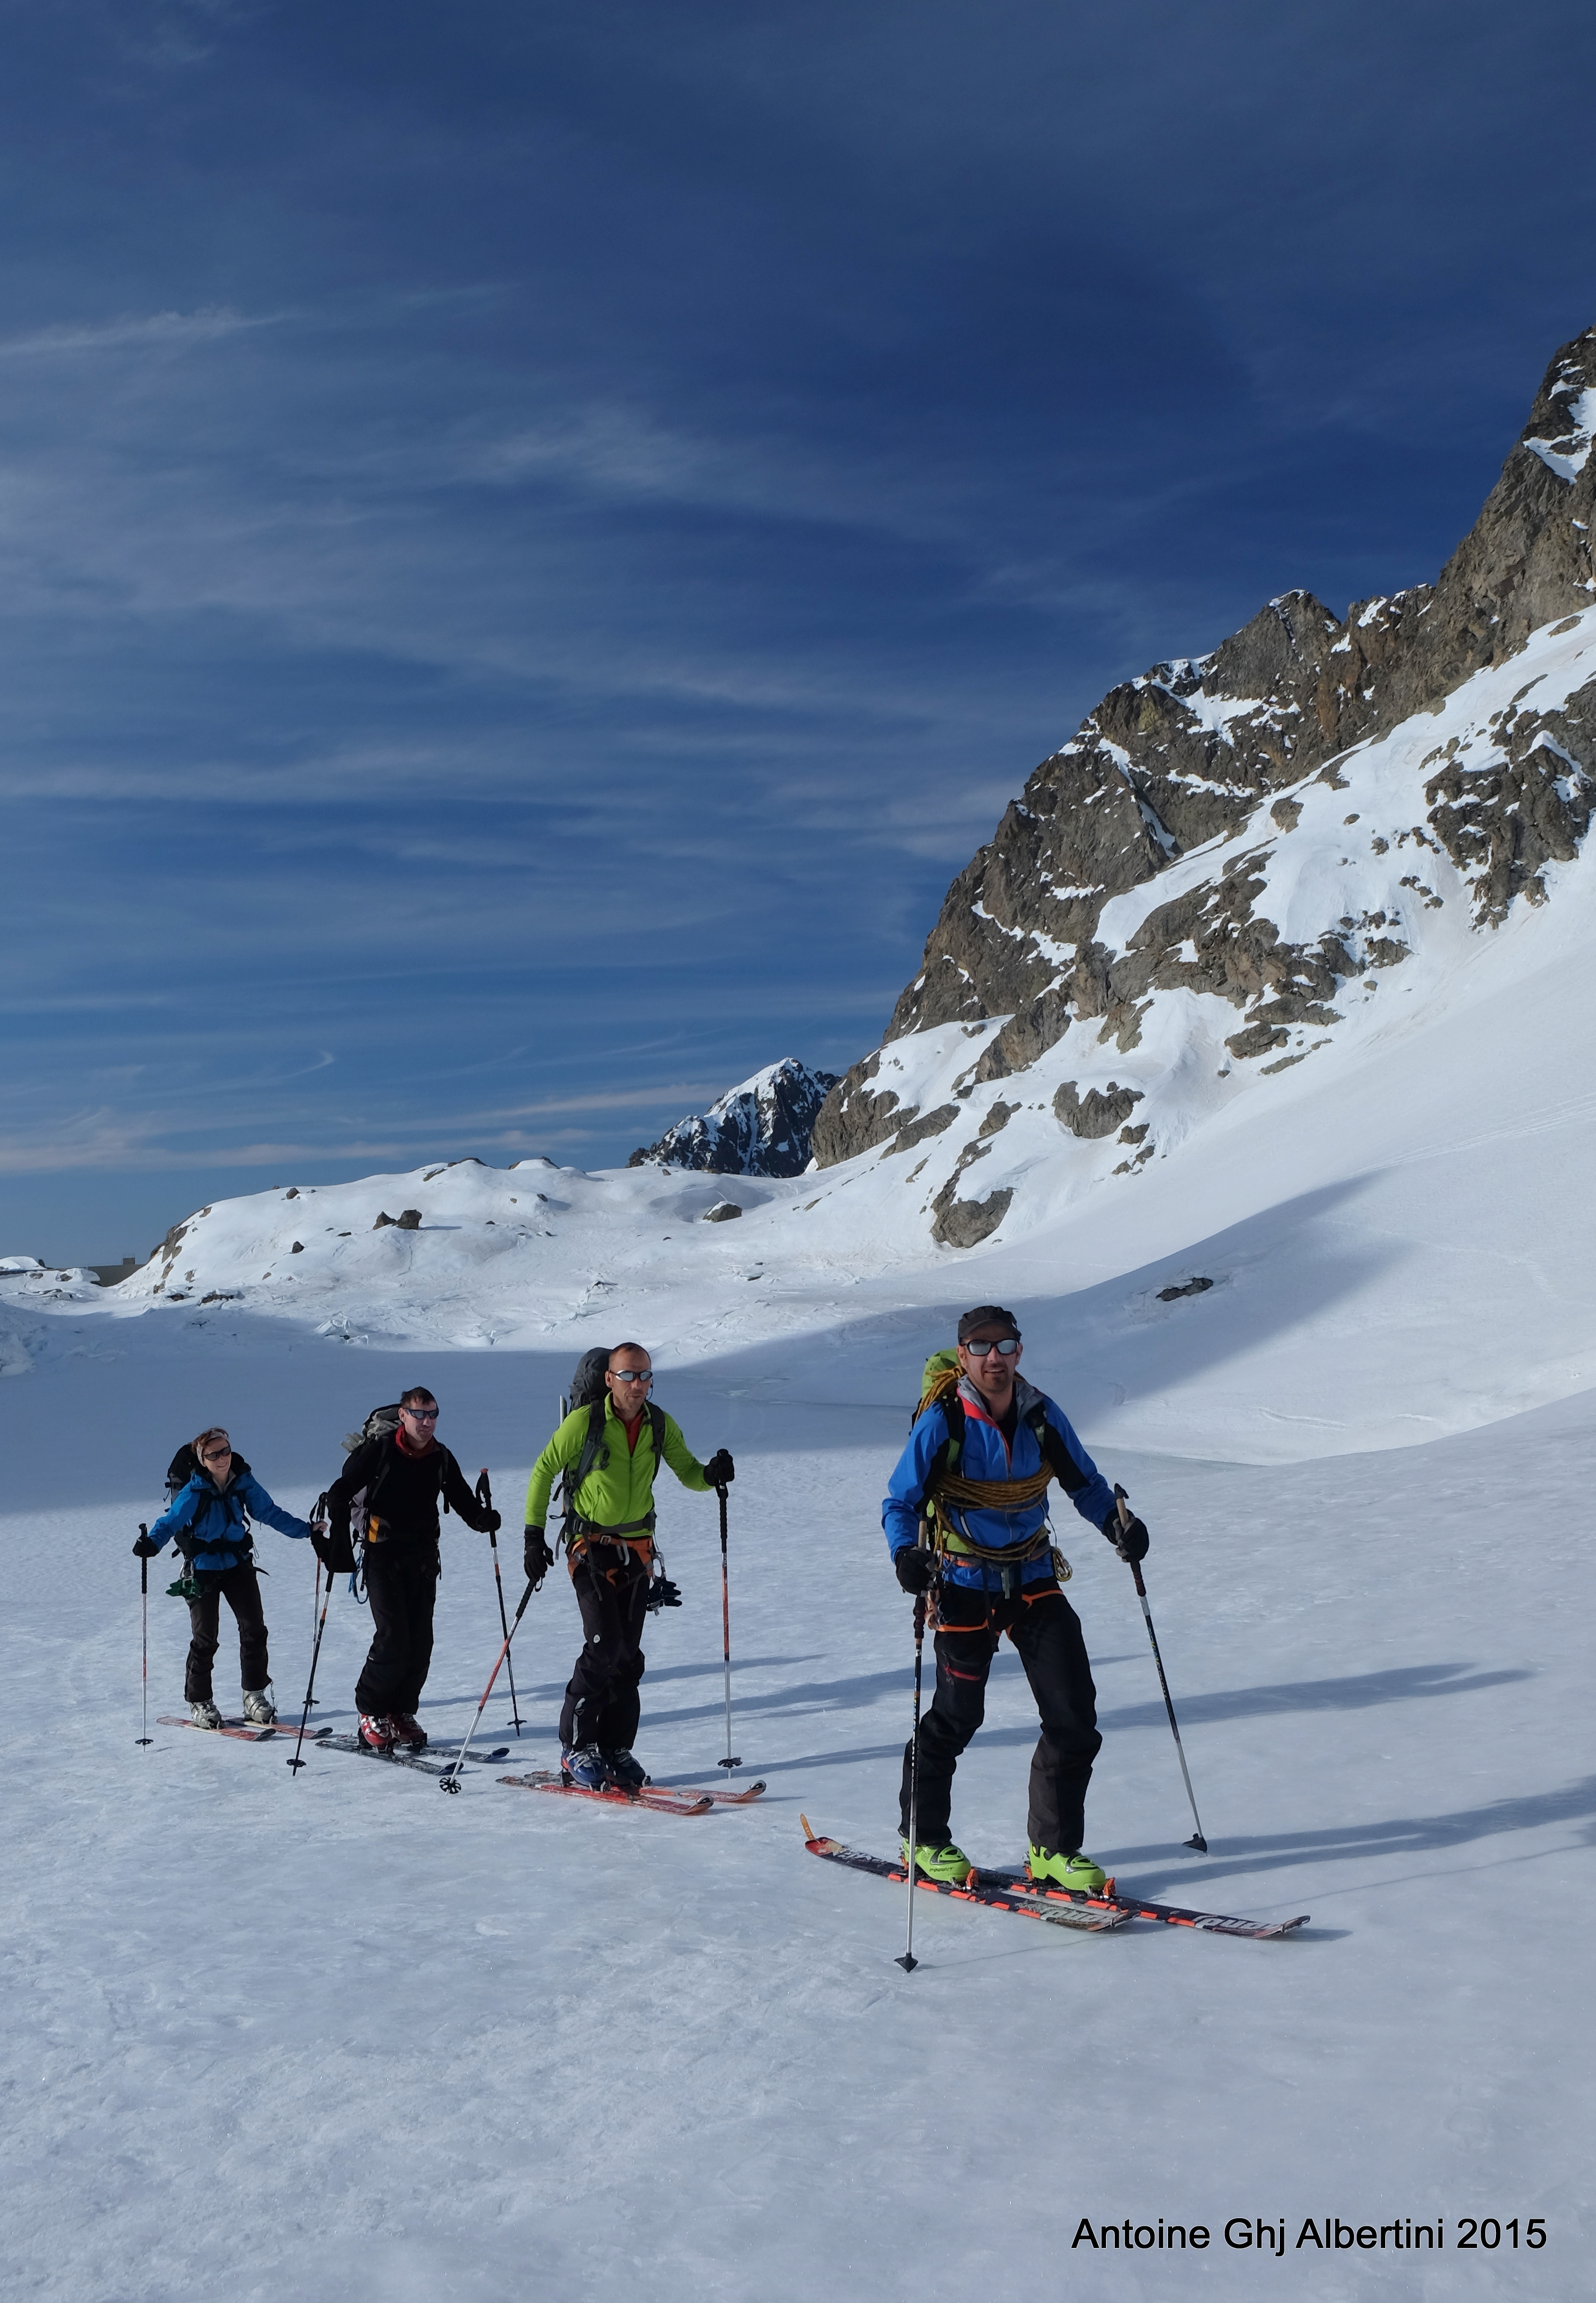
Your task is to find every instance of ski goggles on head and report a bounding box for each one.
[962,1337,1020,1359]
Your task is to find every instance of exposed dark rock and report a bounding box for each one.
[931,1186,1013,1249]
[930,1143,1013,1247]
[1422,677,1596,922]
[1225,1021,1291,1061]
[373,1209,420,1230]
[885,1103,960,1155]
[631,1059,840,1178]
[703,1201,744,1222]
[1054,1081,1144,1138]
[1157,1276,1214,1301]
[970,986,1074,1084]
[811,1051,904,1167]
[290,1242,304,1254]
[978,1101,1017,1139]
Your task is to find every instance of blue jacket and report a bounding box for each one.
[882,1373,1115,1593]
[149,1470,312,1575]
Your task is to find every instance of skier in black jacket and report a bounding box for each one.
[324,1386,500,1750]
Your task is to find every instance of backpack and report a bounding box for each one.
[328,1403,460,1582]
[557,1348,667,1540]
[162,1444,255,1564]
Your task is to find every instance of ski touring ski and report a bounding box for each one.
[677,1777,766,1805]
[159,1715,332,1745]
[315,1734,511,1777]
[801,1822,1131,1934]
[977,1869,1309,1938]
[499,1769,715,1816]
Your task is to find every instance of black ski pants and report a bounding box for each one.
[185,1563,269,1701]
[558,1549,650,1752]
[899,1579,1102,1856]
[355,1540,439,1719]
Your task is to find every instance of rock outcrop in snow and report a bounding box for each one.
[629,1059,840,1178]
[813,323,1596,1244]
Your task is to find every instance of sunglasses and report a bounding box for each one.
[201,1445,232,1461]
[963,1337,1020,1358]
[401,1406,439,1421]
[609,1370,653,1386]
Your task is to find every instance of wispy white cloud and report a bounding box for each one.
[0,306,288,361]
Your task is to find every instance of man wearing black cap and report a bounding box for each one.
[881,1305,1150,1888]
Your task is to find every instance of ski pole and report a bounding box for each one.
[287,1543,334,1773]
[479,1469,522,1734]
[715,1482,740,1770]
[441,1576,537,1794]
[1115,1483,1207,1852]
[896,1581,929,1973]
[307,1492,327,1703]
[136,1529,152,1746]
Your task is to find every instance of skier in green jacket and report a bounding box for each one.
[524,1342,732,1791]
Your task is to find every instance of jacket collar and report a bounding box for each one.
[958,1372,1042,1424]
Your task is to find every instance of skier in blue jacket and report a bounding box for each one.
[136,1427,315,1729]
[883,1305,1150,1891]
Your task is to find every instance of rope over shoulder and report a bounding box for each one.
[915,1363,1068,1562]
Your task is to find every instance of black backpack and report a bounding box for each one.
[557,1348,666,1538]
[163,1444,255,1563]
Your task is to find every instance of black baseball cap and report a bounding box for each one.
[957,1304,1021,1343]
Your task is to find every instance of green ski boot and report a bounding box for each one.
[901,1837,973,1884]
[1026,1845,1108,1894]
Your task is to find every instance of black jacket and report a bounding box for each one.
[327,1432,491,1548]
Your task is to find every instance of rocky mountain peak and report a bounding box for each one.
[630,1058,841,1178]
[812,323,1596,1243]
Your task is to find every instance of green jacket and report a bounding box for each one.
[525,1393,711,1532]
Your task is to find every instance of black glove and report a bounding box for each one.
[702,1449,734,1488]
[523,1525,554,1586]
[1103,1507,1149,1564]
[481,1507,502,1535]
[894,1547,936,1594]
[132,1532,159,1558]
[644,1576,682,1612]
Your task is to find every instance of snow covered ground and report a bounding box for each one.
[6,619,1596,2295]
[3,1331,1591,2301]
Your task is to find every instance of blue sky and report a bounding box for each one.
[5,0,1595,1262]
